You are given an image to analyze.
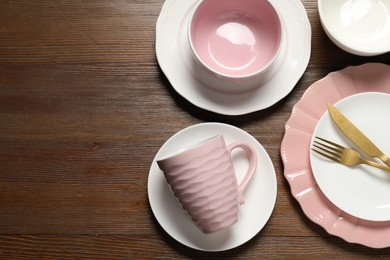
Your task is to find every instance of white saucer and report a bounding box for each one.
[311,92,390,221]
[156,0,311,115]
[148,123,277,251]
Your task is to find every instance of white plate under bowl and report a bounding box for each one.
[318,0,390,56]
[311,92,390,221]
[156,0,311,115]
[148,123,277,251]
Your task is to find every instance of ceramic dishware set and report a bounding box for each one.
[149,0,390,251]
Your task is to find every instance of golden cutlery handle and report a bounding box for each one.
[363,158,390,173]
[378,154,390,168]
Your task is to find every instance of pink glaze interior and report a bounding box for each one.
[189,0,282,78]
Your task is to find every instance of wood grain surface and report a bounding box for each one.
[1,0,390,259]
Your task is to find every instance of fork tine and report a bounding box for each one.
[311,147,341,162]
[312,143,341,158]
[313,140,343,154]
[314,137,344,154]
[315,137,344,150]
[312,136,344,163]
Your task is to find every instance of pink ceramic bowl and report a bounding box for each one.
[188,0,282,87]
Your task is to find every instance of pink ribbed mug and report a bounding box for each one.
[156,135,257,234]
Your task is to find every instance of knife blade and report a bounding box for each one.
[327,103,390,167]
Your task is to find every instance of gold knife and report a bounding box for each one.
[327,104,390,167]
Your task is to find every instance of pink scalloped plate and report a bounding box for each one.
[281,63,390,248]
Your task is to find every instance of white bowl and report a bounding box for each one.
[318,0,390,56]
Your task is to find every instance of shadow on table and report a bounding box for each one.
[158,67,291,127]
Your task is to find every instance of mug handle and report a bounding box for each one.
[227,142,257,205]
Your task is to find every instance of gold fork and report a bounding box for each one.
[312,137,390,173]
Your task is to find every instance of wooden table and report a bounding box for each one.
[1,0,390,259]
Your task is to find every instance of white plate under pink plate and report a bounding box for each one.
[281,63,390,248]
